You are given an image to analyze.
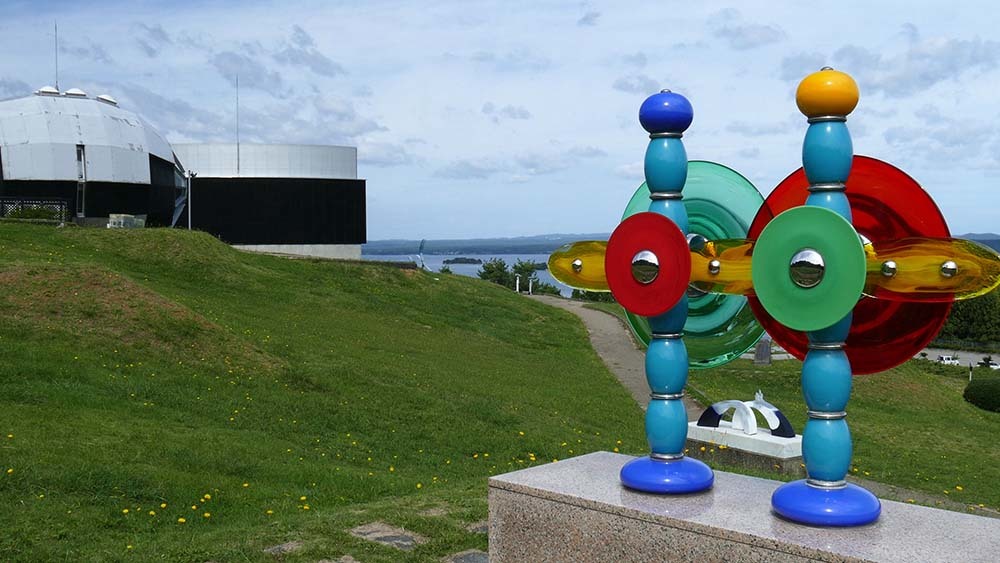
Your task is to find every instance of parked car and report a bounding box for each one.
[937,355,960,366]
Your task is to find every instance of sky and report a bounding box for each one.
[1,0,999,240]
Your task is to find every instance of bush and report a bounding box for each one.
[964,377,1000,412]
[5,207,62,221]
[572,289,616,303]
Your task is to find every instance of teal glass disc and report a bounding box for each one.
[622,161,765,369]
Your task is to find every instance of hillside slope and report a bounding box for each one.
[0,223,645,562]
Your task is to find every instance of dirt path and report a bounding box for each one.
[528,295,702,421]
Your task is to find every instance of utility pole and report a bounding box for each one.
[186,170,197,230]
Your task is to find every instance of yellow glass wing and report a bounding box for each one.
[864,238,1000,301]
[548,237,1000,302]
[689,239,755,294]
[548,241,610,291]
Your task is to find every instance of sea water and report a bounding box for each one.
[363,253,573,297]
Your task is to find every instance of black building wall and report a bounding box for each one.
[188,177,366,245]
[0,153,180,226]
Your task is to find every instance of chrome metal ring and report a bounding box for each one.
[651,332,682,340]
[650,392,684,401]
[807,478,848,490]
[650,452,684,461]
[807,182,846,192]
[649,132,682,139]
[807,410,847,420]
[649,192,683,200]
[808,342,845,350]
[807,115,847,123]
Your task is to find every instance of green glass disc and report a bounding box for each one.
[622,161,765,368]
[751,206,866,332]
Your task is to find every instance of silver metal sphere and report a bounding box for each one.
[631,250,660,285]
[789,248,825,288]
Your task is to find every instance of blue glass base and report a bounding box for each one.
[620,456,714,494]
[772,480,881,527]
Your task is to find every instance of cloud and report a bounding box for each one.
[832,35,1000,97]
[273,25,346,77]
[726,117,797,136]
[568,146,607,158]
[621,52,647,68]
[738,147,760,159]
[310,95,386,138]
[434,146,597,179]
[211,51,283,91]
[882,103,1000,167]
[290,25,314,49]
[779,53,828,81]
[471,49,551,72]
[577,11,601,27]
[358,140,419,167]
[59,38,114,64]
[615,161,644,179]
[435,159,506,179]
[0,78,31,100]
[110,83,231,141]
[482,101,532,123]
[714,23,786,50]
[612,73,659,94]
[134,23,172,58]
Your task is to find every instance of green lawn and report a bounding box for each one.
[0,223,645,562]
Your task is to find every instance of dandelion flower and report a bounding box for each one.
[203,494,211,500]
[203,512,211,518]
[389,466,395,472]
[5,468,12,474]
[191,505,198,510]
[266,509,273,515]
[122,508,130,514]
[302,505,310,510]
[416,483,423,489]
[242,483,249,488]
[299,496,307,501]
[177,517,186,523]
[148,510,156,516]
[956,485,964,491]
[127,545,133,550]
[160,503,167,509]
[518,431,524,436]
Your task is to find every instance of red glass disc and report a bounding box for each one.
[605,212,691,317]
[747,156,952,374]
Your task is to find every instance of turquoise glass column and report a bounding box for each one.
[619,90,713,494]
[771,68,881,526]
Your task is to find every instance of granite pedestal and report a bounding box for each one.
[489,451,999,562]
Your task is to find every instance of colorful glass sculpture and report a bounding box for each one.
[547,66,1000,528]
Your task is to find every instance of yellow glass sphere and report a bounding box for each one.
[795,68,859,117]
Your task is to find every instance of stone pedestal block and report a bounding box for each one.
[489,451,998,562]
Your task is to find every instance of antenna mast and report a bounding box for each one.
[54,21,59,90]
[236,73,240,176]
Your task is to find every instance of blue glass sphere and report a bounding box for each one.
[639,90,694,134]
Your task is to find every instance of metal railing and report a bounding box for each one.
[0,197,70,223]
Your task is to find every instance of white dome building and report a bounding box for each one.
[0,87,186,225]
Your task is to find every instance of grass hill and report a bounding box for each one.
[0,223,644,562]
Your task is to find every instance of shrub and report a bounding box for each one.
[964,377,1000,412]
